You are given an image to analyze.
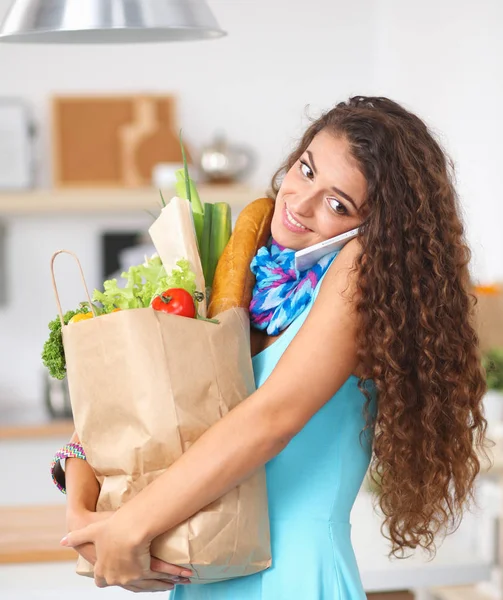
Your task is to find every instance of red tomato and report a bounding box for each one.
[151,288,196,318]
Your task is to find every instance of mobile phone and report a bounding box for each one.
[294,227,360,271]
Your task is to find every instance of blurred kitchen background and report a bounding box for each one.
[0,1,503,599]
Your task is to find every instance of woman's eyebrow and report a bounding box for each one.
[331,186,358,211]
[306,149,358,211]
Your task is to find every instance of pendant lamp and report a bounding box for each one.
[0,0,226,44]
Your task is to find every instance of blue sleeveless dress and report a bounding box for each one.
[173,263,374,600]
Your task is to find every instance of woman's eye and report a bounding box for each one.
[328,197,348,215]
[299,161,313,179]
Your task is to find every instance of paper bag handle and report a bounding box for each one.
[50,250,96,328]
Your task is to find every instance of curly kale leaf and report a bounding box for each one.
[41,306,90,380]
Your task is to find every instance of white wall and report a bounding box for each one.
[0,0,502,412]
[372,0,503,283]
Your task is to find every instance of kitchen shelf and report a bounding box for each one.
[0,185,265,216]
[0,419,74,441]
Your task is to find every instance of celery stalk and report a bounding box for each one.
[207,202,232,289]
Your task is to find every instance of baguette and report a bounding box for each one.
[207,197,275,318]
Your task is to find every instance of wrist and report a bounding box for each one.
[113,505,153,547]
[66,507,92,532]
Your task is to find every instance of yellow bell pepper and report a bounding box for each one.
[68,312,93,324]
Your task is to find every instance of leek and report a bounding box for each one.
[201,202,213,286]
[174,132,204,251]
[207,202,232,290]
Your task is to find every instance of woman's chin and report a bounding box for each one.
[270,223,308,251]
[270,224,291,249]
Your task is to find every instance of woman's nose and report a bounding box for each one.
[289,190,320,217]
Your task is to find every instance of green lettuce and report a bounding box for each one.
[92,256,196,313]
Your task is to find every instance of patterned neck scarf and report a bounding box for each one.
[249,239,337,336]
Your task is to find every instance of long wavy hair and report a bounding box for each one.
[270,96,488,557]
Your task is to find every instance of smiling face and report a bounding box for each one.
[270,130,367,251]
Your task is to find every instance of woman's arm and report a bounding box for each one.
[64,437,194,588]
[113,239,362,546]
[61,431,106,569]
[64,431,100,528]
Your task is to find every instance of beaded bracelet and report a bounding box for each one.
[50,442,87,494]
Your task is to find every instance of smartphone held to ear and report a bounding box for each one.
[294,227,360,271]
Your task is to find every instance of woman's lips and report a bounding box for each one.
[282,204,311,234]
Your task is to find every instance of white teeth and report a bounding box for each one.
[286,207,308,229]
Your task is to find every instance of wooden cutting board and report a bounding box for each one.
[52,95,192,188]
[0,505,77,564]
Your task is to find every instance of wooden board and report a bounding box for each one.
[52,95,192,188]
[0,505,77,564]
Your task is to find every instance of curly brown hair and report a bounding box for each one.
[270,96,489,557]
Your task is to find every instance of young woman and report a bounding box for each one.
[59,96,487,599]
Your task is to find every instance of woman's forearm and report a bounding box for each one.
[65,432,100,523]
[66,457,100,514]
[118,390,290,545]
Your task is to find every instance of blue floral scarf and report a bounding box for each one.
[249,239,336,336]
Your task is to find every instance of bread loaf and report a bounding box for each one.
[207,197,275,318]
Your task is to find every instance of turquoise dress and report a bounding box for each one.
[173,266,374,600]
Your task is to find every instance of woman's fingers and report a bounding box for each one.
[150,558,193,579]
[61,524,96,548]
[122,580,175,593]
[146,569,191,585]
[91,566,190,590]
[75,542,97,566]
[151,574,191,585]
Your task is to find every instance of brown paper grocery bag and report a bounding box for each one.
[51,250,271,583]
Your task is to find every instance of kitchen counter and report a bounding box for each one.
[0,505,75,564]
